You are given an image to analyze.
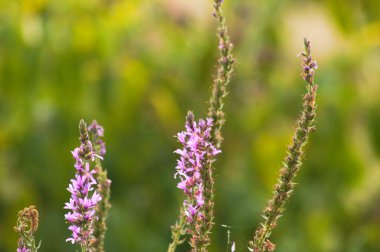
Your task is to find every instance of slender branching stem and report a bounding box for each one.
[208,0,235,149]
[168,206,186,252]
[91,160,111,252]
[198,1,235,250]
[248,38,318,252]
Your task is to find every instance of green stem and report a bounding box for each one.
[167,207,186,252]
[249,38,318,252]
[208,0,235,149]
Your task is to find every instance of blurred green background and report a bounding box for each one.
[1,0,380,251]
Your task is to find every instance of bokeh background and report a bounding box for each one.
[1,0,380,251]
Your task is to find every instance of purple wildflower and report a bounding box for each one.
[88,120,106,157]
[174,112,221,225]
[299,39,318,83]
[17,245,30,252]
[64,120,102,249]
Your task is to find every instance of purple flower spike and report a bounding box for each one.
[174,111,221,225]
[64,120,102,249]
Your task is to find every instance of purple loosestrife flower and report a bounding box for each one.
[65,120,102,251]
[174,111,221,250]
[17,245,29,252]
[168,1,234,251]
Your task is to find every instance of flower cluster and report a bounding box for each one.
[174,112,221,224]
[299,39,318,84]
[88,120,106,157]
[64,120,102,249]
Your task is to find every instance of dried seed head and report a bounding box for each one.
[15,205,39,234]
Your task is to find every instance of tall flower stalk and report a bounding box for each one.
[168,1,234,251]
[174,112,221,251]
[208,0,235,149]
[14,205,40,252]
[248,38,318,252]
[64,119,102,252]
[88,120,112,252]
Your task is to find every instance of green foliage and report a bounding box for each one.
[1,0,380,251]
